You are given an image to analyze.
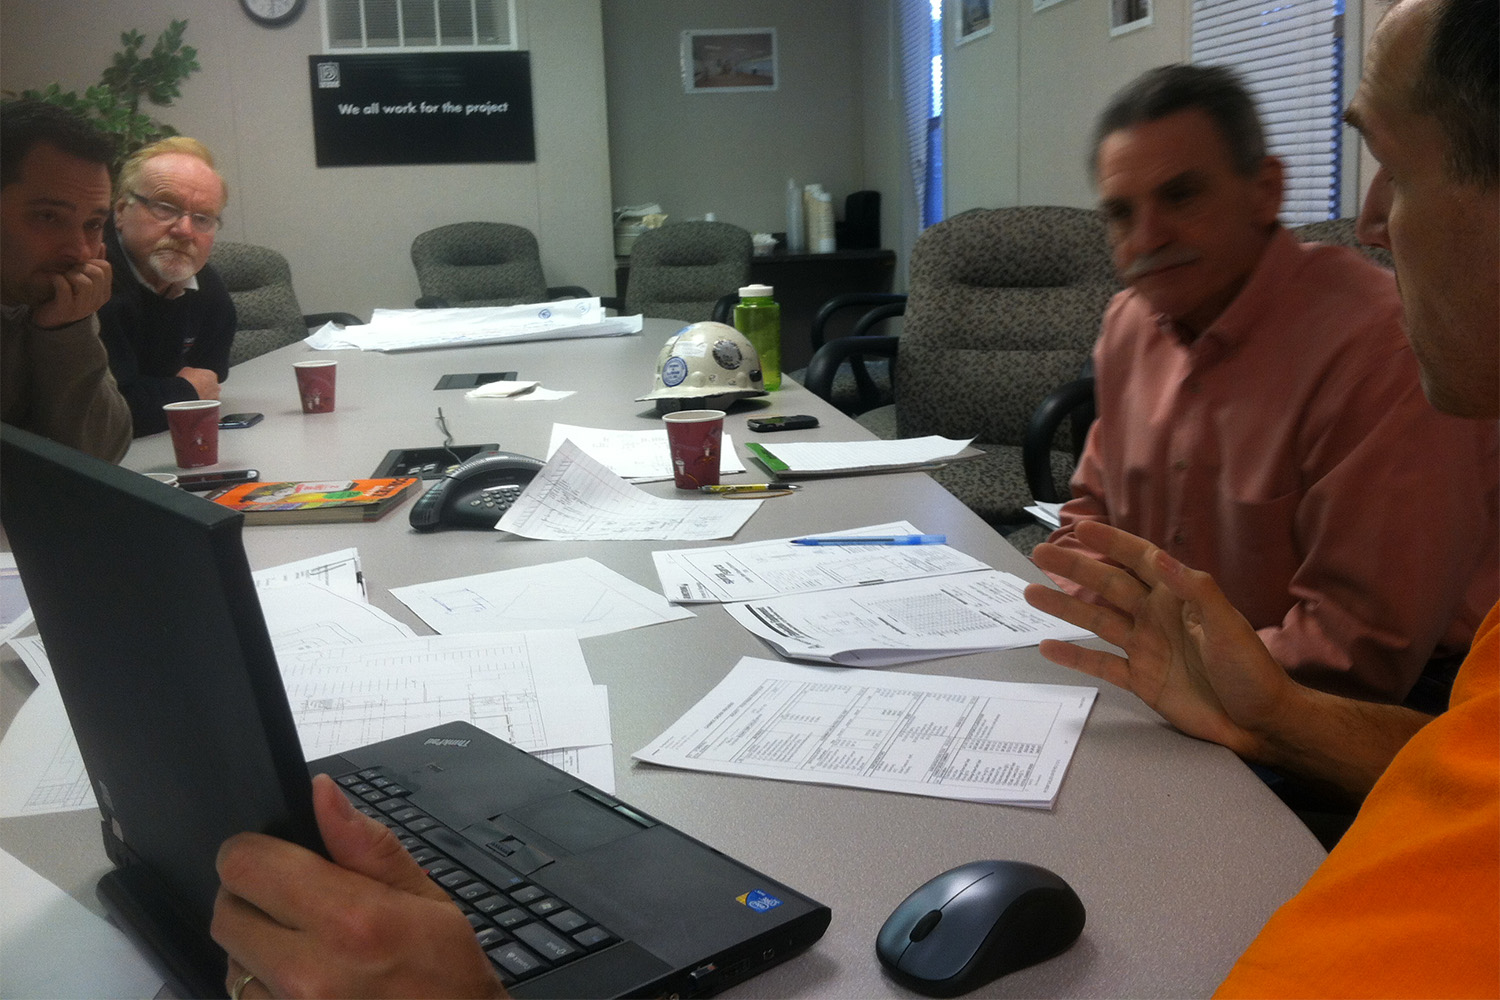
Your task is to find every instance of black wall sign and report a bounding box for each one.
[308,52,535,167]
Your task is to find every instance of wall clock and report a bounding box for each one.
[239,0,306,28]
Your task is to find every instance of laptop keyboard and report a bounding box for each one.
[335,768,619,986]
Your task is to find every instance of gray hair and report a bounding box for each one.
[1089,64,1266,178]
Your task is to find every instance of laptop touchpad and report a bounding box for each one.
[494,790,648,855]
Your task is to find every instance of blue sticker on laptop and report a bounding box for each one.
[737,889,783,912]
[661,355,689,387]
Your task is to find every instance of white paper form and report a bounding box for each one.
[536,745,616,793]
[724,571,1094,666]
[0,552,34,646]
[498,439,760,541]
[257,581,417,651]
[0,642,89,816]
[252,547,366,600]
[390,556,692,639]
[653,521,991,603]
[0,569,419,817]
[0,846,165,1000]
[750,435,976,475]
[547,423,748,482]
[277,632,608,756]
[634,657,1097,807]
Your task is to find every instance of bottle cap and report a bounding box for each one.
[739,283,774,298]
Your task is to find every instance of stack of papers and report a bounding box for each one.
[652,521,988,603]
[307,298,642,352]
[635,657,1097,808]
[651,522,1092,665]
[746,435,981,477]
[0,550,618,817]
[724,570,1091,666]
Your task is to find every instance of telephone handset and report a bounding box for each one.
[408,451,547,531]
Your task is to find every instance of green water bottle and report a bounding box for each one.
[734,283,781,390]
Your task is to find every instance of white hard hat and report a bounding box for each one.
[637,322,767,414]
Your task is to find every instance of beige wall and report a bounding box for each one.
[601,0,867,237]
[0,0,616,317]
[0,0,1380,314]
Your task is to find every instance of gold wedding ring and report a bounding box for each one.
[230,971,258,1000]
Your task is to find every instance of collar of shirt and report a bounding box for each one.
[1150,225,1300,361]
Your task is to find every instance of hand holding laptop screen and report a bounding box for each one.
[213,774,507,1000]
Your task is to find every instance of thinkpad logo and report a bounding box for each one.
[423,737,471,747]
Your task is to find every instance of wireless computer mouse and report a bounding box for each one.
[875,859,1085,997]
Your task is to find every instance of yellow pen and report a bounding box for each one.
[699,483,801,494]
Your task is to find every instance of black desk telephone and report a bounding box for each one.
[408,451,547,531]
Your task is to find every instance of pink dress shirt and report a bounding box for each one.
[1048,227,1499,702]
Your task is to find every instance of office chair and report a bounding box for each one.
[793,291,909,417]
[410,222,591,308]
[615,221,752,323]
[1020,216,1394,507]
[804,206,1119,529]
[208,241,362,367]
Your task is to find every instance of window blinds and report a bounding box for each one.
[1192,0,1345,222]
[324,0,514,51]
[898,0,944,229]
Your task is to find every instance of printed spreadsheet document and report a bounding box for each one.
[635,657,1097,808]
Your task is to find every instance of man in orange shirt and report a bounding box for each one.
[1026,0,1498,994]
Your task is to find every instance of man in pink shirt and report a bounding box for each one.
[1047,63,1498,704]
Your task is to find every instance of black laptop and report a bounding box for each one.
[0,425,830,999]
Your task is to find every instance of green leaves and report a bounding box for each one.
[11,18,199,163]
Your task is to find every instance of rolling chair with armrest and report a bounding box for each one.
[804,206,1119,530]
[208,240,362,367]
[790,292,908,415]
[410,222,590,308]
[803,331,902,440]
[606,221,752,323]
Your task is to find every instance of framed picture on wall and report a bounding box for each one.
[955,0,995,45]
[681,28,778,93]
[1110,0,1153,36]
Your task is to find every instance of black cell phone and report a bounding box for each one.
[747,414,820,432]
[218,412,264,429]
[178,469,260,492]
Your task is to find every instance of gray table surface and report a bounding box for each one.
[0,320,1326,998]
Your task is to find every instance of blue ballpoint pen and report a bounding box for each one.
[789,534,947,546]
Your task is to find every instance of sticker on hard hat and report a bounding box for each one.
[661,355,690,387]
[712,340,744,370]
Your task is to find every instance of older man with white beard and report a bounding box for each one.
[99,136,236,436]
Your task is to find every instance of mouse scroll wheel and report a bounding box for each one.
[909,909,943,943]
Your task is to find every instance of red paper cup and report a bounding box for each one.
[663,409,725,489]
[163,399,221,469]
[294,360,338,413]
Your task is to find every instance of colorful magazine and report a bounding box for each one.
[207,478,420,524]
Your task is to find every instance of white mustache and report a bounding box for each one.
[1123,246,1201,281]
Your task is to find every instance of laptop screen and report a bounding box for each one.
[0,426,321,959]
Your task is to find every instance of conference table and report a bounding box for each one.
[0,318,1327,998]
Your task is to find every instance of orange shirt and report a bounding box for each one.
[1216,602,1500,998]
